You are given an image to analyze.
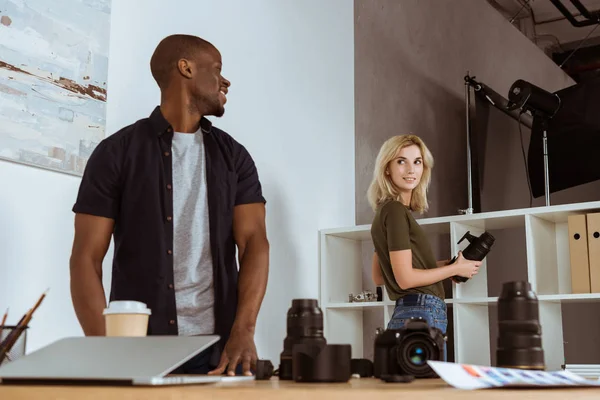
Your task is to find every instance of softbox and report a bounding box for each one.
[528,77,600,198]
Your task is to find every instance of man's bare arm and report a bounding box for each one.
[231,203,270,333]
[209,202,269,376]
[69,213,114,336]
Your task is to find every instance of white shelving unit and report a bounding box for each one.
[318,201,600,371]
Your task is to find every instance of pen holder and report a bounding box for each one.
[0,325,28,366]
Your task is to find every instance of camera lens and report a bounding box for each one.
[285,299,323,338]
[478,232,495,252]
[279,299,326,380]
[496,281,545,370]
[463,231,495,262]
[408,344,428,366]
[395,336,439,377]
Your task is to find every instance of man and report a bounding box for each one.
[69,34,270,376]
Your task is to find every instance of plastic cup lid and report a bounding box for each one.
[103,300,152,315]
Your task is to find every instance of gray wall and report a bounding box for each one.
[355,0,600,363]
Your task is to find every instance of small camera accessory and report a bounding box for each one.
[255,359,274,380]
[348,290,377,303]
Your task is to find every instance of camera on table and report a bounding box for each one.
[279,299,352,383]
[373,318,445,379]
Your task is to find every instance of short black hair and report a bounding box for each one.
[150,34,214,89]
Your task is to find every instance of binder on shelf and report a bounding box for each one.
[565,364,600,378]
[568,214,591,293]
[586,212,600,293]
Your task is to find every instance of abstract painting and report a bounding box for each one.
[0,0,111,176]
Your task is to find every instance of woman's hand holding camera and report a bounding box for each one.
[452,251,482,280]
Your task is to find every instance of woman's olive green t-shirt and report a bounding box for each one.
[370,200,445,301]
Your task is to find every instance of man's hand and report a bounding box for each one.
[208,327,257,376]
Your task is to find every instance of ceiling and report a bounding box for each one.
[488,0,600,82]
[489,0,600,45]
[488,0,600,22]
[528,0,600,24]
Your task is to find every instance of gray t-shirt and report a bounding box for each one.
[171,130,215,336]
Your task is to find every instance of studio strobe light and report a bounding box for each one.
[507,80,561,206]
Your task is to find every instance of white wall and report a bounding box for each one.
[0,0,355,364]
[0,161,114,352]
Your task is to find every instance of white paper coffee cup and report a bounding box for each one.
[103,301,151,337]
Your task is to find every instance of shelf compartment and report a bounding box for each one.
[450,296,498,305]
[453,303,491,366]
[538,293,600,302]
[319,201,600,366]
[319,234,363,304]
[323,308,365,359]
[325,301,386,309]
[524,213,600,296]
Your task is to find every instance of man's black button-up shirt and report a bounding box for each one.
[73,106,266,347]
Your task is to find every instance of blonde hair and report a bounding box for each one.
[367,134,434,214]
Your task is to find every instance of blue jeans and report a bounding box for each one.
[387,294,448,362]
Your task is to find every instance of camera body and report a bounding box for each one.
[279,299,352,383]
[452,230,495,283]
[373,318,445,379]
[279,299,327,380]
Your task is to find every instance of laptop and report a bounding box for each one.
[0,336,254,386]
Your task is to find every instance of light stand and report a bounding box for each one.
[507,80,561,207]
[461,74,474,215]
[542,121,550,206]
[461,74,534,214]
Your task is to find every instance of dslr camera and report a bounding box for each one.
[373,318,445,379]
[279,299,352,383]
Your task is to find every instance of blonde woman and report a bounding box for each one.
[368,134,481,361]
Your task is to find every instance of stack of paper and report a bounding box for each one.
[428,361,600,390]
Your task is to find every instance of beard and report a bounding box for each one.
[194,92,224,117]
[212,102,225,117]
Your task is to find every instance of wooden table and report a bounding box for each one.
[2,377,600,399]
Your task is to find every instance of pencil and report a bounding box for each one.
[21,289,48,325]
[1,308,7,326]
[0,289,49,364]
